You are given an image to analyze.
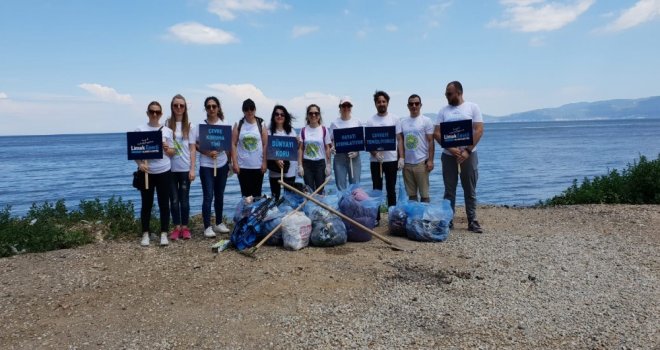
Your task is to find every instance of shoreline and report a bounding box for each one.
[1,204,658,349]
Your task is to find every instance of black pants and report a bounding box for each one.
[303,159,326,194]
[269,176,296,200]
[140,171,171,233]
[370,161,397,207]
[238,168,264,197]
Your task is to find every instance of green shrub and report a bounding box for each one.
[545,154,660,205]
[0,197,139,258]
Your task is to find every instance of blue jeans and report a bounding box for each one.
[169,171,190,226]
[200,164,228,229]
[333,153,361,191]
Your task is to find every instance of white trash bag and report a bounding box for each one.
[282,211,312,251]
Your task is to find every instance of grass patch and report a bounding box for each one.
[544,154,660,205]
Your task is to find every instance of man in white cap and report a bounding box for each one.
[329,96,362,190]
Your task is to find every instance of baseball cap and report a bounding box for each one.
[339,96,353,107]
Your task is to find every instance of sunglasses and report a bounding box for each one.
[407,102,421,107]
[274,112,285,117]
[147,110,162,115]
[205,104,218,110]
[173,103,186,108]
[308,112,320,116]
[340,104,352,108]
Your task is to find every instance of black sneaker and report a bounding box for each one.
[468,220,483,233]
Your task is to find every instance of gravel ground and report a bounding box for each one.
[0,204,658,349]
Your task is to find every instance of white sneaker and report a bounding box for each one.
[214,223,230,233]
[204,226,217,238]
[160,232,169,246]
[140,232,150,247]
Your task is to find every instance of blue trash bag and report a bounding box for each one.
[388,184,409,236]
[404,200,453,242]
[233,197,267,224]
[338,185,384,242]
[257,206,290,246]
[281,183,312,209]
[308,195,346,247]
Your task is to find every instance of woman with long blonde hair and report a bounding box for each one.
[165,94,195,240]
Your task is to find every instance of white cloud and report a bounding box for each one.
[208,0,285,21]
[385,24,398,32]
[292,25,319,38]
[426,1,452,27]
[600,0,660,32]
[78,83,133,104]
[168,22,239,45]
[0,92,7,99]
[491,0,595,32]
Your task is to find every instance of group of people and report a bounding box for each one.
[133,81,484,247]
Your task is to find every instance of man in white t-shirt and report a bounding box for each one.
[400,94,434,202]
[434,81,484,233]
[367,90,404,210]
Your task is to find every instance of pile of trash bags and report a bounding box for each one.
[388,185,453,242]
[338,185,383,242]
[304,195,347,247]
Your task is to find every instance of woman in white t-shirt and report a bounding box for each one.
[190,96,231,238]
[134,101,175,247]
[298,104,332,194]
[267,105,299,199]
[329,96,362,191]
[164,94,195,241]
[231,98,268,198]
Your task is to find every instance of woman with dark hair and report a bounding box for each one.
[191,96,231,238]
[165,94,195,241]
[298,104,332,193]
[267,105,298,199]
[232,98,268,198]
[135,101,175,247]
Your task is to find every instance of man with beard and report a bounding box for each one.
[367,91,404,221]
[434,81,484,233]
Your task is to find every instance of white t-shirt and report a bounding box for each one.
[366,113,401,162]
[400,115,434,164]
[170,121,194,172]
[191,119,229,168]
[268,127,298,178]
[435,101,483,155]
[329,117,362,137]
[236,119,264,169]
[301,125,332,161]
[134,124,174,174]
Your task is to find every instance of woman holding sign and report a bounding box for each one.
[135,101,175,247]
[330,96,362,191]
[232,98,268,198]
[165,94,195,241]
[267,105,298,199]
[191,96,231,238]
[298,104,332,194]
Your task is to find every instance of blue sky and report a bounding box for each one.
[1,0,659,135]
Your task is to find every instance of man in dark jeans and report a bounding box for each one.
[366,91,404,224]
[434,81,485,233]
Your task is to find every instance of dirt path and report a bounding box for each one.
[1,205,658,349]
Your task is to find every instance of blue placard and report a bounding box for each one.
[440,119,473,148]
[198,124,232,152]
[267,135,298,161]
[364,126,397,152]
[126,131,163,160]
[333,127,365,153]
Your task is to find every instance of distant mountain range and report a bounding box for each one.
[484,96,660,123]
